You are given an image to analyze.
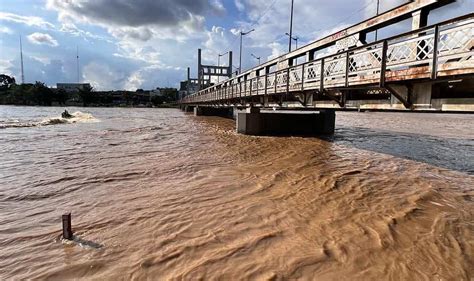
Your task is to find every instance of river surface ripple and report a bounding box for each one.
[0,106,473,280]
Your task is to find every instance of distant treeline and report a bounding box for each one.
[0,74,179,107]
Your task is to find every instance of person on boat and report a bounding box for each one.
[62,109,73,119]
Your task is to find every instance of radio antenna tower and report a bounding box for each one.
[76,46,80,83]
[20,35,25,84]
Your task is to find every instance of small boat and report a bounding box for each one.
[61,110,73,119]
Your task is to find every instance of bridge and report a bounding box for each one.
[180,0,474,136]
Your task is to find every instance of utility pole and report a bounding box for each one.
[288,0,295,52]
[19,35,24,84]
[375,0,380,41]
[239,29,255,74]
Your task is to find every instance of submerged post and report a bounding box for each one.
[62,213,73,240]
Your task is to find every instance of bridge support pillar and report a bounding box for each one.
[194,106,234,118]
[412,82,433,110]
[184,105,195,112]
[237,108,335,136]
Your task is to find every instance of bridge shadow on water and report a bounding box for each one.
[320,127,474,175]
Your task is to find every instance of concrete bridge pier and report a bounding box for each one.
[388,82,434,110]
[237,107,335,136]
[194,106,234,118]
[183,105,195,112]
[412,82,433,110]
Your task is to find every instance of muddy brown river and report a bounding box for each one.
[0,106,472,280]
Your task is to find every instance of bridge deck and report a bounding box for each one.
[182,14,473,105]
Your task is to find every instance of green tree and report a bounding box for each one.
[122,91,134,106]
[78,84,94,106]
[7,83,34,105]
[160,88,179,103]
[55,88,69,105]
[150,95,164,105]
[32,81,54,106]
[0,74,16,90]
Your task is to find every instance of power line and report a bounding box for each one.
[275,0,377,45]
[248,0,278,30]
[313,0,377,35]
[222,0,278,54]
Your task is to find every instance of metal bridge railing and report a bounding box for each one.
[182,14,473,104]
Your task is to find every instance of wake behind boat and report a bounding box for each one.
[0,110,99,129]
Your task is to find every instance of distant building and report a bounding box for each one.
[150,88,162,97]
[179,80,199,99]
[57,83,91,93]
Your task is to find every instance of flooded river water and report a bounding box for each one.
[0,106,472,280]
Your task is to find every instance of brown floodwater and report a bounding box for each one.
[0,106,473,280]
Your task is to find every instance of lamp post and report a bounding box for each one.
[239,28,255,74]
[375,0,380,41]
[288,0,295,52]
[251,54,261,65]
[218,51,229,82]
[285,32,298,50]
[285,32,299,64]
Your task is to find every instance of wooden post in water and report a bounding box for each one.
[62,213,73,240]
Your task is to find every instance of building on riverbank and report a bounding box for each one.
[56,83,92,93]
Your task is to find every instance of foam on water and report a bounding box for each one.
[0,111,99,129]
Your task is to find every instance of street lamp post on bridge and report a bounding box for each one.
[285,32,299,64]
[239,29,255,74]
[288,0,295,52]
[251,53,261,66]
[375,0,380,41]
[285,32,298,50]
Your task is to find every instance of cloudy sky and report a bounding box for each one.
[0,0,472,90]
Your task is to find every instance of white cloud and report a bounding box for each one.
[0,59,14,76]
[59,22,111,42]
[27,32,59,47]
[235,0,245,12]
[267,42,285,60]
[210,0,226,15]
[0,26,13,34]
[0,12,55,29]
[124,70,146,91]
[82,62,127,90]
[31,56,51,65]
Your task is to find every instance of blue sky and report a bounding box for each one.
[0,0,472,90]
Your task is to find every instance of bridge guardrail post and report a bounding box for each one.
[250,77,253,97]
[264,73,268,107]
[380,40,388,88]
[431,25,440,80]
[239,80,242,100]
[301,63,305,92]
[274,72,277,95]
[320,59,325,92]
[256,75,259,97]
[345,51,350,88]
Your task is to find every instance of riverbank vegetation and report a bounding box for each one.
[0,74,179,107]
